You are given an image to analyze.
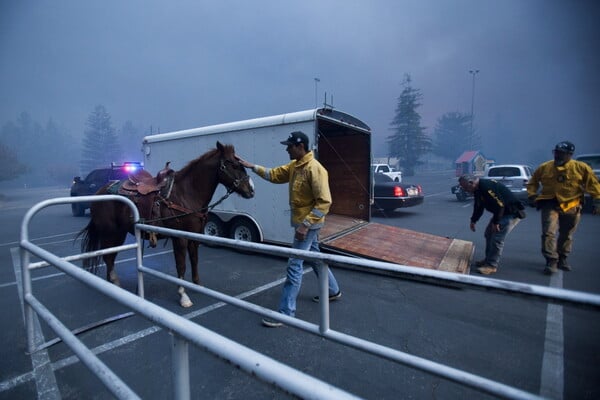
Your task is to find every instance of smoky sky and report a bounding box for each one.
[1,0,599,163]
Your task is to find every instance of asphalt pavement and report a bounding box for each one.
[1,173,599,399]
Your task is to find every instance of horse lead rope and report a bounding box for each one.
[141,186,236,225]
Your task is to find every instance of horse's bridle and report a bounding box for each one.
[218,158,251,192]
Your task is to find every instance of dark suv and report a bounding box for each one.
[70,162,143,216]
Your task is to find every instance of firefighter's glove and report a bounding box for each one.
[527,195,537,208]
[593,199,600,216]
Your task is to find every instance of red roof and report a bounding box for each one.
[455,151,478,163]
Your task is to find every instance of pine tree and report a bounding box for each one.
[80,105,122,174]
[119,120,145,162]
[432,112,474,160]
[387,75,432,176]
[0,141,28,181]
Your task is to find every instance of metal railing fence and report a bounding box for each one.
[20,196,600,399]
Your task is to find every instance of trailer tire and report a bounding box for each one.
[204,214,226,237]
[203,215,226,248]
[229,218,259,243]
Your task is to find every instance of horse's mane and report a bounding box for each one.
[176,143,235,178]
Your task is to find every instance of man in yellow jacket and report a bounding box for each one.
[527,141,600,274]
[238,131,341,327]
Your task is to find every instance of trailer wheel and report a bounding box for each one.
[204,214,226,237]
[229,218,259,243]
[456,192,467,202]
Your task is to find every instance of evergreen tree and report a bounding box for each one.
[80,105,122,174]
[0,112,42,160]
[432,111,474,160]
[0,141,28,182]
[119,120,145,162]
[387,75,432,176]
[0,112,79,184]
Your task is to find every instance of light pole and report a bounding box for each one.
[469,69,479,150]
[314,77,320,108]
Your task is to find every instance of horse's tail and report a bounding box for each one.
[75,220,102,274]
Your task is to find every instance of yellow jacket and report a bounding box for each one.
[253,151,332,227]
[527,159,600,211]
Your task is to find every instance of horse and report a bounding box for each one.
[77,141,255,307]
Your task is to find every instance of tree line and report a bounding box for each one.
[0,105,147,185]
[1,75,477,184]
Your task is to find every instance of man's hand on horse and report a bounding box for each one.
[235,155,254,169]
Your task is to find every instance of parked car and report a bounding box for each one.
[372,173,423,212]
[371,163,402,182]
[451,183,473,201]
[70,162,143,216]
[574,153,600,180]
[481,164,533,201]
[574,153,600,212]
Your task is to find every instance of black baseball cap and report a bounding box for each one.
[554,141,575,154]
[280,131,309,148]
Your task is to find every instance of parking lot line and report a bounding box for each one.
[540,272,565,399]
[2,245,309,394]
[11,247,60,399]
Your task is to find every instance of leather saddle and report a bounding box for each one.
[109,163,175,246]
[108,161,175,221]
[121,162,174,195]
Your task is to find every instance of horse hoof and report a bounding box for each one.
[149,233,158,248]
[110,278,121,287]
[180,298,193,308]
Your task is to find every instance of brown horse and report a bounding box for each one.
[77,141,255,307]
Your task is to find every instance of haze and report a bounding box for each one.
[1,1,599,169]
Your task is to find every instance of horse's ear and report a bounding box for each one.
[216,141,224,152]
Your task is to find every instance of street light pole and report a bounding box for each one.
[314,77,320,108]
[469,69,479,150]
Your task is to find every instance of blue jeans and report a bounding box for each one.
[279,228,340,317]
[483,215,520,268]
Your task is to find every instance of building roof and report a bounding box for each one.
[455,151,479,163]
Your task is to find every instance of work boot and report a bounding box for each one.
[544,259,558,275]
[474,259,486,267]
[312,291,342,303]
[262,318,283,328]
[477,265,497,275]
[558,257,572,271]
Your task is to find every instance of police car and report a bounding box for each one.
[70,162,142,216]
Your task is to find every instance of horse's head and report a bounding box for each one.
[216,141,255,199]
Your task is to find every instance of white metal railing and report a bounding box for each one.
[20,196,358,400]
[20,196,600,399]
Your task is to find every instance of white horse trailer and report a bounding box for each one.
[142,108,472,273]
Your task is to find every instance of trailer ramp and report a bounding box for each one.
[321,215,473,274]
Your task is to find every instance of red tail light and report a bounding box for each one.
[417,185,423,194]
[393,186,405,197]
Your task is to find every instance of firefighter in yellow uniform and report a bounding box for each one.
[527,141,600,274]
[237,131,341,327]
